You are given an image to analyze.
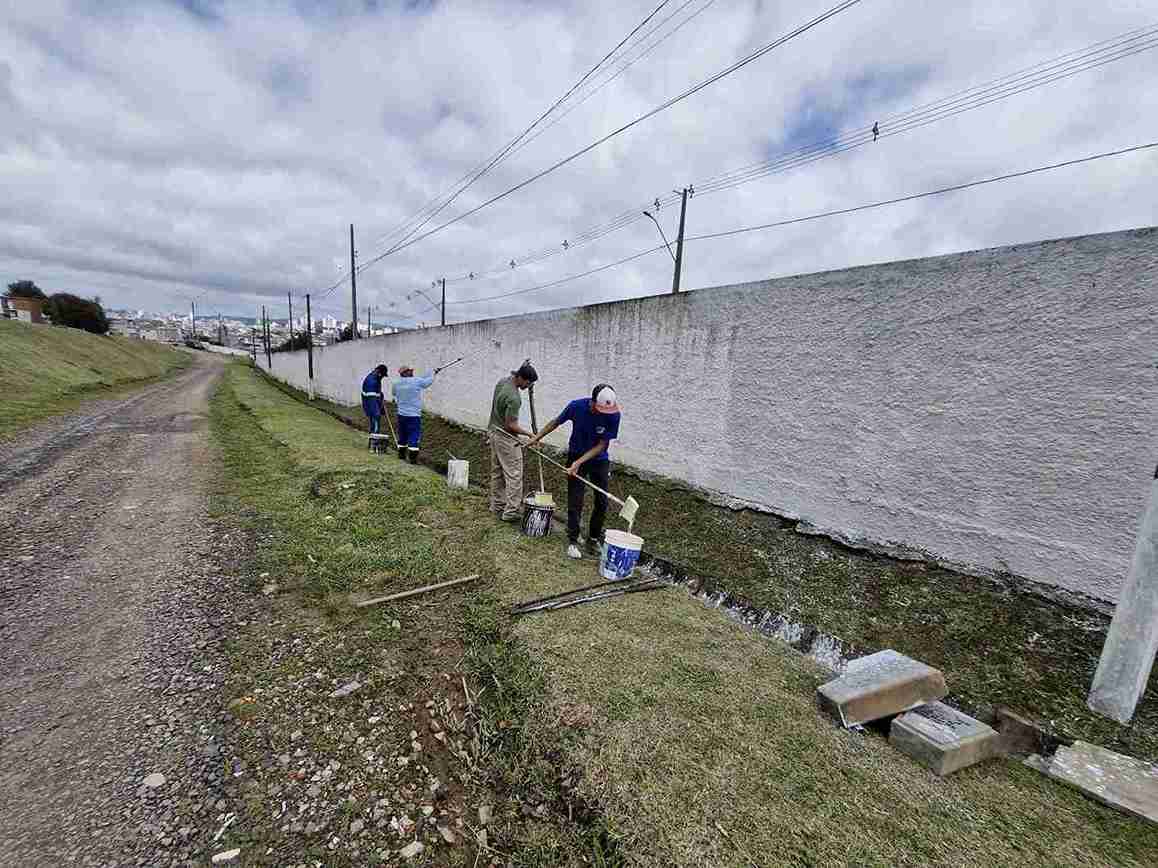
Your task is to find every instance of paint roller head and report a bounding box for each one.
[618,496,640,526]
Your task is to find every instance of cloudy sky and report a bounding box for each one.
[2,0,1155,325]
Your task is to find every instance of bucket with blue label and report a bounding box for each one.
[599,529,644,580]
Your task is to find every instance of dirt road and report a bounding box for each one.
[0,353,248,867]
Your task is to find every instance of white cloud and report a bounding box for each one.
[1,0,1155,325]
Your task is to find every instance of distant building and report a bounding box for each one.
[7,296,45,323]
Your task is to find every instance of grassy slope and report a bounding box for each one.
[216,363,1158,867]
[261,380,1158,766]
[0,319,190,438]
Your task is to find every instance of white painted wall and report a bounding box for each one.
[267,227,1158,603]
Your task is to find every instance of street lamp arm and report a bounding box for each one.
[643,211,677,263]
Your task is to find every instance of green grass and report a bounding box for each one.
[315,397,1154,767]
[215,364,1158,867]
[0,319,190,438]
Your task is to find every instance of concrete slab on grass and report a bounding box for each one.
[818,649,947,728]
[890,701,1001,775]
[1027,741,1158,824]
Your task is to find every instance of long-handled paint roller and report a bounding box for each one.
[433,356,463,375]
[525,362,551,507]
[493,428,639,528]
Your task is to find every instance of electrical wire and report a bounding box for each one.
[440,140,1157,315]
[313,2,681,301]
[692,25,1158,195]
[365,0,677,255]
[349,0,866,274]
[371,22,1158,303]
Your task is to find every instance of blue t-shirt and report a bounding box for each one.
[556,398,620,461]
[392,374,434,417]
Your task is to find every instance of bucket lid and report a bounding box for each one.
[604,529,644,546]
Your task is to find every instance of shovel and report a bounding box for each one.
[493,428,639,528]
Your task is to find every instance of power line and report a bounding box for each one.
[365,22,1158,304]
[498,0,721,161]
[313,2,681,301]
[350,0,866,274]
[693,25,1158,196]
[440,140,1157,314]
[365,0,677,255]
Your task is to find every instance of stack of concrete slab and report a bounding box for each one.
[889,701,1002,776]
[818,649,1000,776]
[818,650,948,728]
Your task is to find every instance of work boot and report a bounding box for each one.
[397,446,407,461]
[584,538,603,559]
[408,449,419,465]
[367,437,374,451]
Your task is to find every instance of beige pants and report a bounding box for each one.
[489,428,524,519]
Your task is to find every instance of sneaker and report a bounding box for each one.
[499,513,521,524]
[584,539,603,558]
[566,544,583,560]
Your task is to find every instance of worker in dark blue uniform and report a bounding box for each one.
[525,384,621,560]
[361,364,389,447]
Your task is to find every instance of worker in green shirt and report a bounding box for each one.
[488,362,538,521]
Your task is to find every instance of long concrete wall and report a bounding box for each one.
[267,227,1158,603]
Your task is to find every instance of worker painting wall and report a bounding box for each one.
[268,226,1158,603]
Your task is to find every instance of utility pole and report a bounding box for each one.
[305,293,315,400]
[262,305,272,369]
[349,223,358,339]
[288,291,295,350]
[218,312,223,346]
[672,186,692,293]
[440,278,446,327]
[190,300,196,341]
[366,305,371,338]
[251,326,257,363]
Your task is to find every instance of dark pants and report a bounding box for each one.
[397,415,421,448]
[567,456,609,544]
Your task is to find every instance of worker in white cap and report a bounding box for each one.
[526,383,621,559]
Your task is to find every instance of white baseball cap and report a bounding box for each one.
[593,385,619,414]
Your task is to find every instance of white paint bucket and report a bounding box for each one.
[447,459,469,490]
[600,529,644,580]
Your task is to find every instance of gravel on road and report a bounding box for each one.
[0,353,253,867]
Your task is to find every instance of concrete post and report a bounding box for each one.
[1088,467,1158,723]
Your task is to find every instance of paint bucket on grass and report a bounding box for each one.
[368,434,390,454]
[447,459,469,490]
[521,496,554,537]
[600,529,644,580]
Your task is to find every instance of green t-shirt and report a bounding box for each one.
[489,377,522,430]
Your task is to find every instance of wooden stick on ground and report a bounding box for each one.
[355,574,479,608]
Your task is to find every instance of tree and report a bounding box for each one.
[273,332,312,353]
[5,280,47,300]
[44,293,110,334]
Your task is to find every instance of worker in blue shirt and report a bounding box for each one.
[360,364,389,447]
[525,384,621,560]
[392,365,436,463]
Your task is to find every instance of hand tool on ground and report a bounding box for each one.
[513,578,666,616]
[509,576,636,614]
[493,427,638,527]
[355,574,479,608]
